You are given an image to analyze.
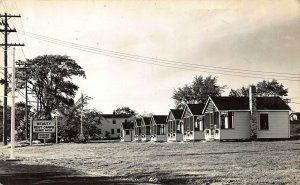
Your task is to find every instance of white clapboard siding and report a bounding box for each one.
[256,111,289,138]
[220,111,250,139]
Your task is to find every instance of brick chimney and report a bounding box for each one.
[249,85,257,139]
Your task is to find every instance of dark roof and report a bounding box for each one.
[122,121,134,129]
[187,103,205,115]
[101,114,132,119]
[152,115,168,124]
[142,117,152,126]
[210,96,290,110]
[135,119,142,126]
[170,109,184,119]
[211,97,249,110]
[256,97,290,110]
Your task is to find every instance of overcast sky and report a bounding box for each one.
[1,0,300,114]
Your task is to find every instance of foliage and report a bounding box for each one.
[0,102,31,141]
[16,55,85,119]
[114,107,137,116]
[58,95,101,142]
[172,75,226,108]
[229,79,288,97]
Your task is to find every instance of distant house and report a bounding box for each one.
[133,118,142,142]
[202,86,291,141]
[150,115,168,142]
[290,112,300,138]
[100,113,132,139]
[120,120,134,142]
[141,117,152,142]
[167,109,184,142]
[182,103,206,141]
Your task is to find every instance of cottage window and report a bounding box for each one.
[228,112,234,128]
[221,114,225,129]
[222,112,234,129]
[177,120,181,133]
[117,128,120,133]
[113,119,116,124]
[126,130,130,135]
[146,126,151,135]
[260,113,269,130]
[111,129,115,135]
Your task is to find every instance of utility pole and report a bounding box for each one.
[16,60,29,140]
[79,93,84,142]
[0,13,24,145]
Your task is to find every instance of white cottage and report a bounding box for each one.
[167,109,184,142]
[182,103,206,141]
[202,86,291,141]
[120,120,134,142]
[150,115,168,142]
[133,118,142,142]
[141,117,152,142]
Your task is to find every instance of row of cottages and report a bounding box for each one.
[120,86,291,142]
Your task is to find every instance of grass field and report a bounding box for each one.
[1,140,300,184]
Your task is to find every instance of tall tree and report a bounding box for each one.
[229,79,288,97]
[114,107,137,116]
[172,75,226,108]
[58,94,92,142]
[16,55,85,119]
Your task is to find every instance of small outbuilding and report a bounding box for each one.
[133,118,142,142]
[120,120,134,142]
[150,115,168,142]
[141,117,152,142]
[182,103,206,141]
[167,109,184,142]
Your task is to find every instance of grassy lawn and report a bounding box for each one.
[1,140,300,184]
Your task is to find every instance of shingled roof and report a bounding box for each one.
[152,115,168,124]
[210,97,249,110]
[210,96,290,111]
[256,97,290,110]
[142,117,152,126]
[121,121,134,129]
[134,119,142,126]
[187,103,205,115]
[170,109,184,119]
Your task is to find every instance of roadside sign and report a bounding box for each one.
[38,133,51,139]
[33,120,55,133]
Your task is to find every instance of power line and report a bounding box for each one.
[21,31,300,77]
[20,31,300,81]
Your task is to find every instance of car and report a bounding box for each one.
[32,140,42,145]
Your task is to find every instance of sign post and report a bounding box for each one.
[30,117,33,145]
[55,117,58,144]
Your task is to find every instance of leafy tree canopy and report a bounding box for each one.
[114,107,137,116]
[229,79,288,97]
[172,75,226,108]
[16,55,85,119]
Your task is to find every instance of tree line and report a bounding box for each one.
[1,54,289,143]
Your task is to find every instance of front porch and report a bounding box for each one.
[167,120,183,142]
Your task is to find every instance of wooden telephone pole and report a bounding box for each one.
[0,13,24,145]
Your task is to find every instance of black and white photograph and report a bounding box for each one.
[0,0,300,184]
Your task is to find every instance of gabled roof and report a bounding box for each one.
[210,97,249,110]
[142,117,151,126]
[206,96,290,111]
[122,121,134,129]
[152,115,168,125]
[187,103,205,115]
[134,119,142,127]
[256,97,290,110]
[170,109,184,119]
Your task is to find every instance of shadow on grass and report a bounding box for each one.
[0,160,236,185]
